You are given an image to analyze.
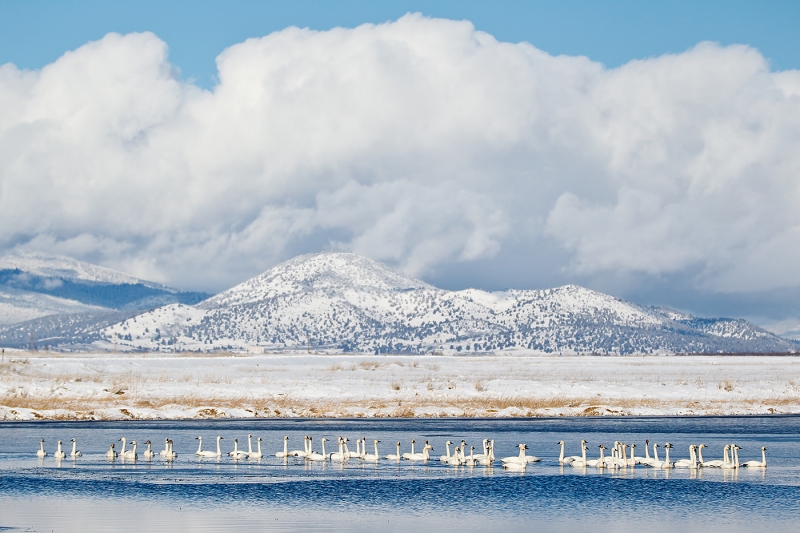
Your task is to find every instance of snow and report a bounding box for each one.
[1,352,798,420]
[0,288,104,326]
[0,250,155,286]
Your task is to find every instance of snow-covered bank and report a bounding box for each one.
[1,353,799,420]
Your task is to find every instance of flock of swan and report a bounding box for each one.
[33,435,768,470]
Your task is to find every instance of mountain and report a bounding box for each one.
[0,251,210,326]
[1,252,794,354]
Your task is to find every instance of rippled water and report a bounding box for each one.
[1,416,799,532]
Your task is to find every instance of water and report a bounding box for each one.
[1,416,799,532]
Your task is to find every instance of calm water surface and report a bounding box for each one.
[1,416,799,532]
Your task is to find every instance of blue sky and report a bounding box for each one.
[2,0,798,88]
[2,1,800,328]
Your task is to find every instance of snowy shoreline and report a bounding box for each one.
[2,352,799,420]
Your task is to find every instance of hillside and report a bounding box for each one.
[0,251,210,325]
[84,253,795,354]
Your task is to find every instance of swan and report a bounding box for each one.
[402,440,417,460]
[674,445,696,468]
[742,446,767,468]
[230,438,249,459]
[384,441,402,461]
[439,441,453,462]
[462,446,479,467]
[165,439,178,460]
[701,444,727,468]
[119,437,128,458]
[70,438,82,458]
[731,445,742,468]
[249,437,263,459]
[477,441,495,466]
[143,440,156,460]
[406,442,433,461]
[306,437,328,461]
[650,443,669,469]
[342,438,354,459]
[196,436,223,458]
[626,443,638,467]
[570,443,589,468]
[558,440,584,464]
[501,444,528,465]
[54,440,66,459]
[106,443,117,459]
[472,439,491,460]
[160,438,170,457]
[593,445,607,469]
[36,438,47,458]
[638,439,654,466]
[330,437,348,461]
[246,434,254,457]
[354,437,367,459]
[446,446,463,466]
[122,440,138,460]
[276,436,290,458]
[363,440,380,462]
[502,448,526,471]
[288,436,308,457]
[662,443,675,469]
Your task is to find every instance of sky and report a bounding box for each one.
[1,1,800,330]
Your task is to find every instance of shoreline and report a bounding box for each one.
[2,353,799,421]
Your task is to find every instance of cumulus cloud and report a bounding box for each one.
[0,14,799,304]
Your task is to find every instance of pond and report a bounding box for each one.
[1,416,798,532]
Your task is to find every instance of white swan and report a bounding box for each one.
[196,436,223,458]
[54,440,66,459]
[106,443,117,459]
[558,440,583,464]
[569,443,589,468]
[363,440,380,462]
[638,439,654,466]
[119,437,128,458]
[143,440,156,460]
[501,444,528,465]
[70,438,82,458]
[36,438,47,458]
[675,445,699,469]
[342,438,354,459]
[445,446,463,466]
[731,445,742,468]
[249,437,263,459]
[230,438,249,459]
[439,441,453,462]
[477,440,495,466]
[288,436,308,457]
[122,440,138,460]
[246,434,254,457]
[160,438,170,457]
[462,446,479,467]
[502,447,526,471]
[306,437,328,461]
[650,443,667,469]
[701,444,726,468]
[276,436,290,458]
[330,437,348,462]
[406,441,433,461]
[663,442,677,469]
[384,441,402,461]
[742,446,767,468]
[165,439,178,460]
[402,439,417,460]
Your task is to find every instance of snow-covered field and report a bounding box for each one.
[1,351,799,420]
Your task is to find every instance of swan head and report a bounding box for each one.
[110,443,115,449]
[446,440,451,445]
[284,436,289,441]
[557,440,564,445]
[665,443,672,449]
[146,440,151,445]
[196,436,201,440]
[71,438,76,443]
[375,440,380,444]
[258,438,262,442]
[411,439,415,444]
[762,446,767,451]
[217,436,223,441]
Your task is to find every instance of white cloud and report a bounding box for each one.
[1,14,799,301]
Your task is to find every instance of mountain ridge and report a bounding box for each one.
[0,252,795,354]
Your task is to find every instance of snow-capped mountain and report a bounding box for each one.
[78,252,792,354]
[0,251,210,325]
[1,252,794,354]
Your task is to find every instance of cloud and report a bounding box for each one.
[1,15,799,307]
